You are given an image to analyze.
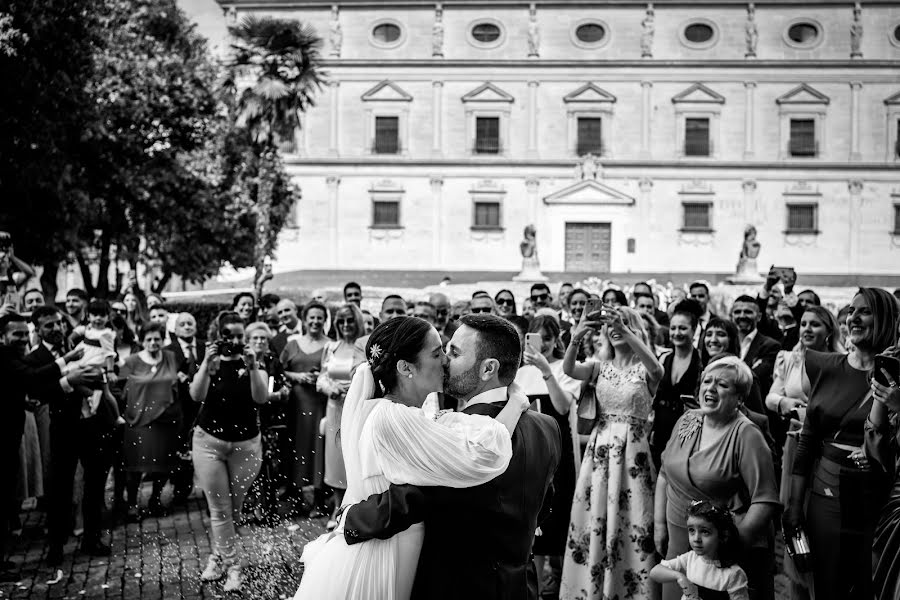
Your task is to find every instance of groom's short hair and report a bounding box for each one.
[458,314,521,385]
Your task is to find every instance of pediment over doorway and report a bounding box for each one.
[543,179,635,206]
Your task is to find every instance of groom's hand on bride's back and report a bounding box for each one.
[343,484,428,545]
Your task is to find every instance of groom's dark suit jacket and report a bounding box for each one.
[343,399,561,600]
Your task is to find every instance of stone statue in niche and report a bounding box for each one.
[728,225,763,283]
[329,5,342,57]
[850,2,863,58]
[745,3,758,58]
[514,224,548,282]
[527,4,540,57]
[432,4,444,57]
[641,3,655,58]
[575,154,601,181]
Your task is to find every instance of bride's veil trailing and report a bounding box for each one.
[338,362,377,505]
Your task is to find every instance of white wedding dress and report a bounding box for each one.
[294,364,513,600]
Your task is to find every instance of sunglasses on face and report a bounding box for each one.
[470,307,493,314]
[496,298,514,306]
[531,293,549,302]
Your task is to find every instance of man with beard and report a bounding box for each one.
[0,313,96,578]
[26,306,115,565]
[343,314,561,600]
[354,295,408,354]
[731,295,780,397]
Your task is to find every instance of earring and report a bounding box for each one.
[407,374,413,379]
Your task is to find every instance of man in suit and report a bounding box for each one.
[731,295,781,397]
[344,314,562,600]
[165,312,204,504]
[26,306,115,566]
[0,313,97,579]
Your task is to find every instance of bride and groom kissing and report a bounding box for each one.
[295,313,562,600]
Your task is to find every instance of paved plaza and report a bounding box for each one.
[0,491,324,600]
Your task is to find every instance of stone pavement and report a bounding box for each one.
[0,492,325,600]
[1,491,791,600]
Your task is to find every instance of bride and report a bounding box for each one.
[294,316,528,599]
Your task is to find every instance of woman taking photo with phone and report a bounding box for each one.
[191,311,270,593]
[560,304,663,600]
[784,287,899,600]
[514,315,581,596]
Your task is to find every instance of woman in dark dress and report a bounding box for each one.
[119,322,181,521]
[281,301,329,512]
[651,299,703,468]
[785,287,899,600]
[513,315,581,597]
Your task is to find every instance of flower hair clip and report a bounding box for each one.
[368,343,383,366]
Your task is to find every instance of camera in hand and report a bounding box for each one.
[216,339,245,357]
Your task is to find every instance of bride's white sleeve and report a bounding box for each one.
[369,402,512,489]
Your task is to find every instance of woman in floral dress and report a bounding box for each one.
[560,305,664,600]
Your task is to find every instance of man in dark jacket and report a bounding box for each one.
[343,315,561,600]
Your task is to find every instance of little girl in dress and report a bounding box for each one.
[71,300,123,424]
[650,500,749,600]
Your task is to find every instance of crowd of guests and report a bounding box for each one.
[1,274,900,599]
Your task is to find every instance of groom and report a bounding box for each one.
[343,314,561,599]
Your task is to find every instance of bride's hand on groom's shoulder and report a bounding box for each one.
[506,383,531,413]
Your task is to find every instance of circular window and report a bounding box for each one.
[678,19,719,49]
[576,23,605,43]
[571,19,611,49]
[472,23,501,43]
[890,22,900,48]
[783,19,823,49]
[684,23,714,43]
[467,19,505,49]
[369,19,405,49]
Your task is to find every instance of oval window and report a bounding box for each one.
[684,23,714,44]
[575,23,606,44]
[788,22,819,45]
[894,24,900,43]
[372,23,401,44]
[471,23,501,43]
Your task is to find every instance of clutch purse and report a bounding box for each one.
[576,363,599,435]
[783,526,813,573]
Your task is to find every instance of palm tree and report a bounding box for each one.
[223,16,325,296]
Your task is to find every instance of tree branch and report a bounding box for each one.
[75,251,95,297]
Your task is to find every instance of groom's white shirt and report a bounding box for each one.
[462,386,508,410]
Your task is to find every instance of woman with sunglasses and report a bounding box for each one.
[494,289,517,317]
[316,303,366,530]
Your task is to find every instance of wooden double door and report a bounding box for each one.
[565,222,611,273]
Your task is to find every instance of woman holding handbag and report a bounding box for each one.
[514,315,581,597]
[560,304,664,600]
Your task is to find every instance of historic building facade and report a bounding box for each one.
[220,0,900,277]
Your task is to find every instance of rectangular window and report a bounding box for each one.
[789,119,817,157]
[786,204,818,233]
[894,204,900,234]
[896,119,900,158]
[682,203,712,231]
[473,201,501,229]
[576,117,603,156]
[373,116,400,154]
[372,200,400,227]
[474,117,500,154]
[684,118,711,157]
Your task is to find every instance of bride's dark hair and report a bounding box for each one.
[366,316,434,395]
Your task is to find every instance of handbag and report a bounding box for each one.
[576,362,600,435]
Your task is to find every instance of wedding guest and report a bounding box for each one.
[231,292,256,325]
[192,311,270,593]
[412,301,437,325]
[530,283,552,310]
[602,288,627,307]
[699,318,766,416]
[22,288,44,313]
[64,288,88,331]
[764,305,842,600]
[495,289,517,318]
[242,322,290,524]
[166,312,203,505]
[282,301,329,513]
[271,299,301,357]
[785,287,899,600]
[145,293,164,309]
[836,304,853,349]
[522,298,535,320]
[566,288,589,325]
[730,296,781,397]
[515,316,581,597]
[655,356,779,600]
[469,294,495,315]
[428,292,450,332]
[361,310,377,335]
[690,281,715,345]
[634,281,670,327]
[450,300,471,322]
[119,322,181,521]
[651,299,704,468]
[122,291,146,335]
[316,303,366,529]
[343,282,362,307]
[561,306,664,599]
[109,314,140,510]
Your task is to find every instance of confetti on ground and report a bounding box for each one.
[46,569,63,585]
